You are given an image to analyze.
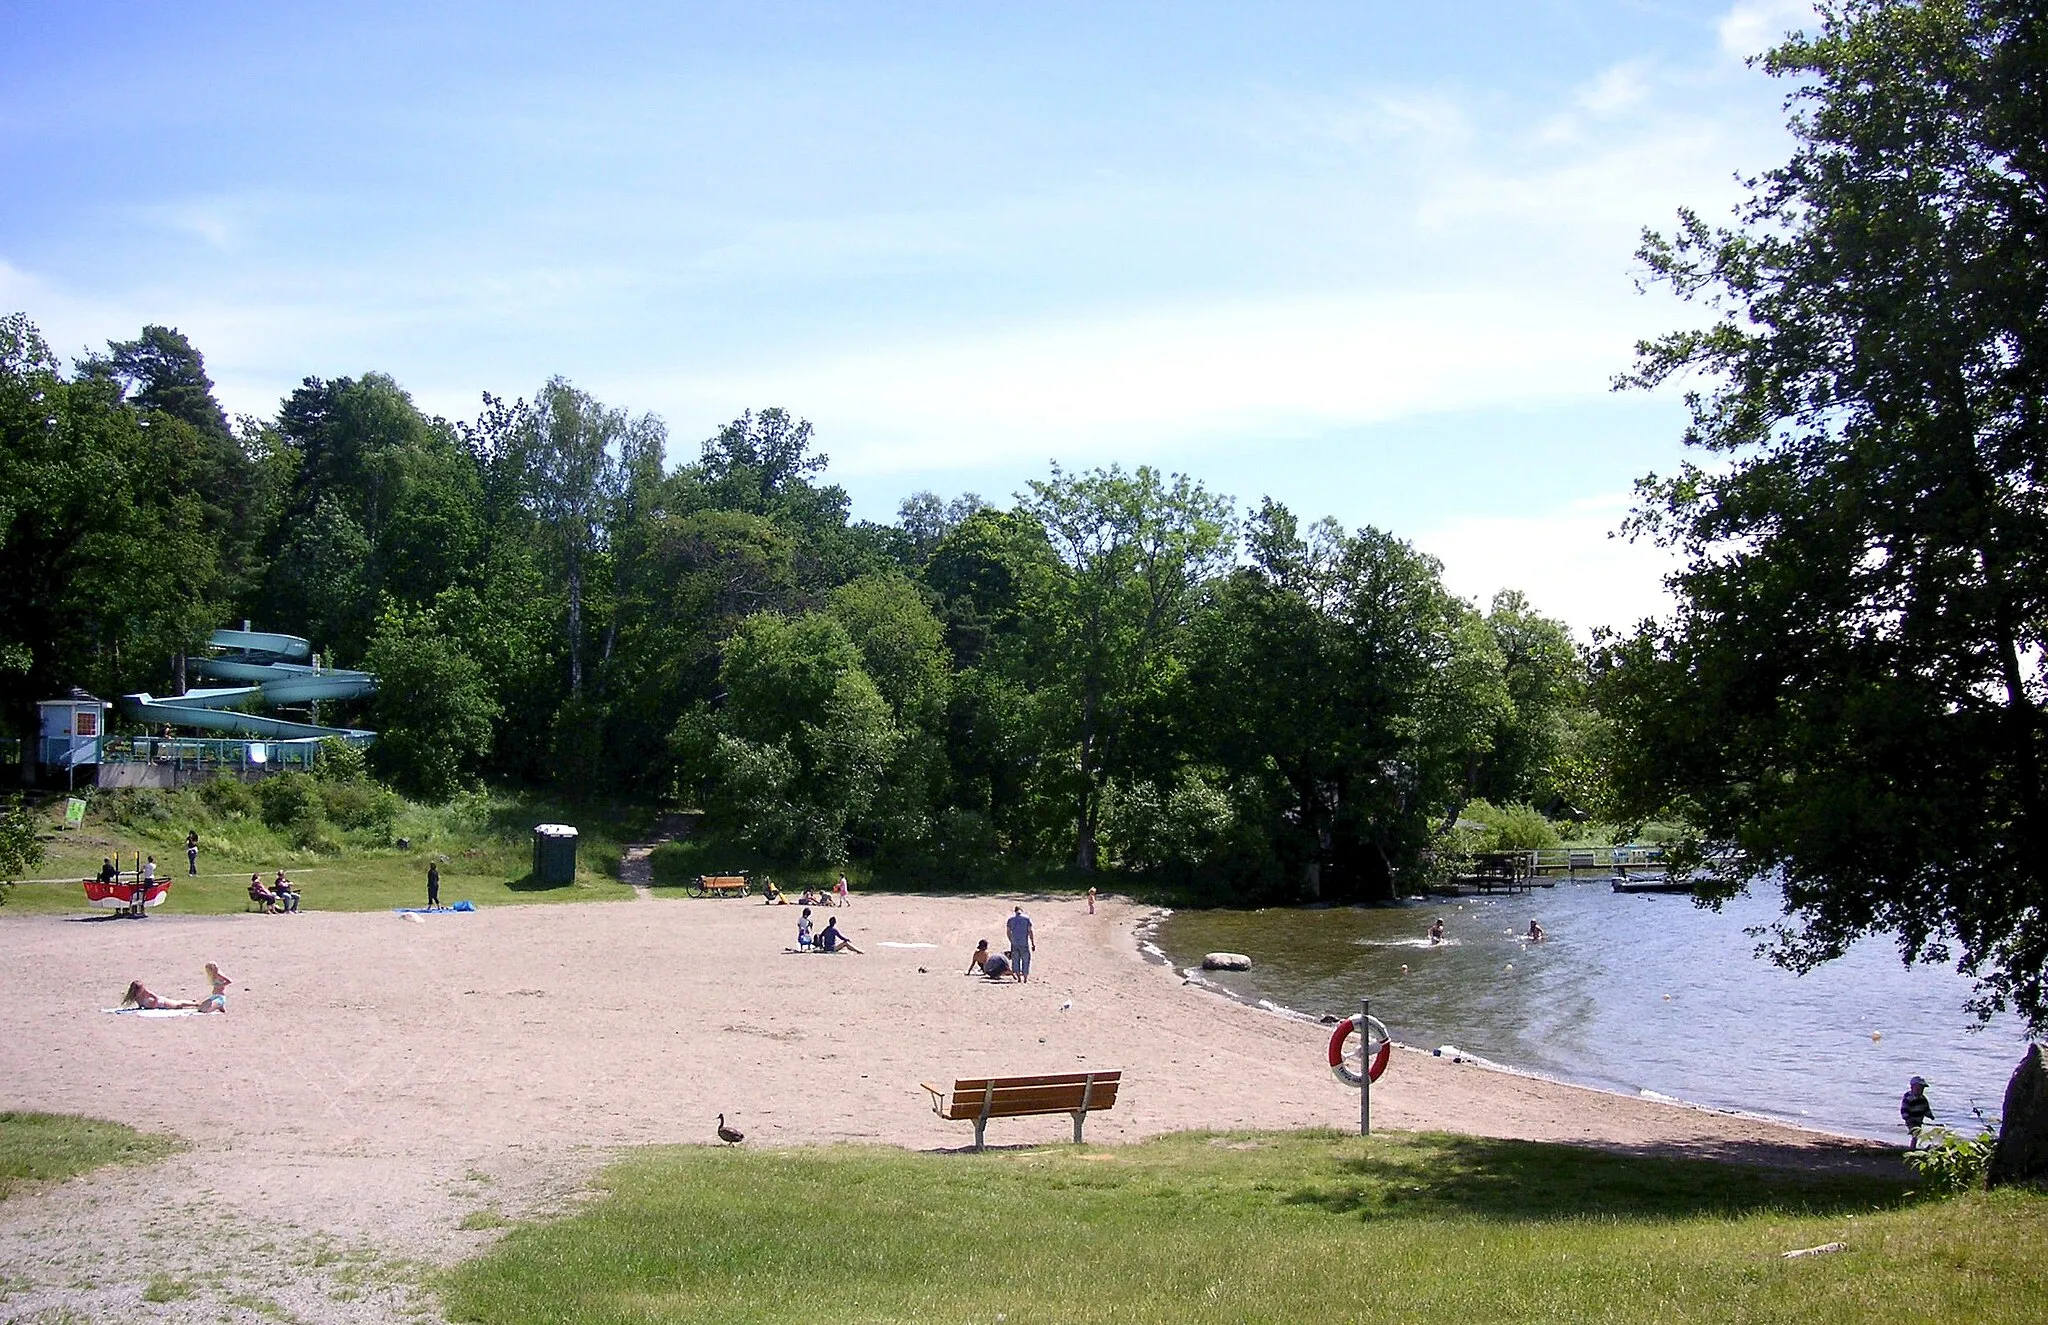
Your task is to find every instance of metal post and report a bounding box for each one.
[1360,997,1372,1137]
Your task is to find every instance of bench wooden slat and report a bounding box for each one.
[921,1071,1122,1148]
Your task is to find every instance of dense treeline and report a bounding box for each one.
[2,311,1595,901]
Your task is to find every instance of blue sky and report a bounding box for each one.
[1,0,1817,632]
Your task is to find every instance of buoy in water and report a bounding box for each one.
[1504,963,1514,972]
[1202,952,1253,971]
[1662,993,1672,1001]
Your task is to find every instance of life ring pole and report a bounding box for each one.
[1359,998,1371,1136]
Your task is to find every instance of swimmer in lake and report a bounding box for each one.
[1527,920,1545,942]
[1428,918,1445,944]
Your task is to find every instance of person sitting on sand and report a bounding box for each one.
[967,939,993,973]
[121,981,198,1011]
[1526,920,1545,943]
[273,874,301,913]
[1428,918,1445,944]
[796,907,814,950]
[196,962,231,1013]
[980,950,1011,980]
[816,917,862,954]
[762,878,782,904]
[248,873,283,914]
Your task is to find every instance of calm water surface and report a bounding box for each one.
[1156,881,2035,1140]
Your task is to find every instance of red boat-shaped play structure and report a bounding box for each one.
[83,877,171,915]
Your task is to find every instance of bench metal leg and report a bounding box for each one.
[1072,1110,1085,1144]
[973,1119,987,1151]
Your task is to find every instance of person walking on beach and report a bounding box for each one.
[1901,1076,1935,1146]
[834,873,850,909]
[427,862,441,908]
[1087,886,1096,914]
[186,831,199,875]
[1006,906,1035,983]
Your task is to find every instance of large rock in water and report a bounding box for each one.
[1988,1044,2048,1189]
[1202,952,1253,971]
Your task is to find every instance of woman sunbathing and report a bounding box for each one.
[121,981,199,1011]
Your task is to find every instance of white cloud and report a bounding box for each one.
[630,282,1662,476]
[1575,60,1653,115]
[1718,1,1817,59]
[1415,493,1682,636]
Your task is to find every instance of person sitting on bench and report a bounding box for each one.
[272,870,301,913]
[248,873,283,914]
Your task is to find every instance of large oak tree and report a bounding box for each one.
[1600,0,2048,1032]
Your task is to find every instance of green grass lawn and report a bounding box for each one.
[441,1130,2046,1325]
[3,788,641,915]
[0,1112,180,1201]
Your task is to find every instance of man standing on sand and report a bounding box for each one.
[427,862,441,908]
[1006,905,1035,983]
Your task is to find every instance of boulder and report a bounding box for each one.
[1201,952,1253,971]
[1989,1043,2048,1189]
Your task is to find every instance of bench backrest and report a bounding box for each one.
[699,875,748,889]
[940,1072,1121,1120]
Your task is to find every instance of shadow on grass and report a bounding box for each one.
[1284,1133,1911,1223]
[503,873,577,893]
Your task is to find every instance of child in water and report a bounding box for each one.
[1428,918,1445,944]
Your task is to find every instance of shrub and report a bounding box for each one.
[107,788,172,827]
[317,779,402,834]
[1904,1118,1999,1194]
[197,777,260,820]
[256,772,325,832]
[314,738,372,784]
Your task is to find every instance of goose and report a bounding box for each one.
[716,1113,745,1145]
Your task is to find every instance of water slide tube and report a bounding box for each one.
[120,629,376,745]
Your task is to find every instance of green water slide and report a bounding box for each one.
[120,629,376,746]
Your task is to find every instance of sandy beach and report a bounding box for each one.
[0,891,1894,1321]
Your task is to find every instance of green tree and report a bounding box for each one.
[681,611,897,864]
[363,603,500,802]
[1,315,225,741]
[1601,0,2048,1030]
[1017,465,1234,871]
[0,796,42,903]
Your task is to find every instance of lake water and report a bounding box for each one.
[1154,880,2036,1140]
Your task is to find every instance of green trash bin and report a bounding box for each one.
[532,823,579,885]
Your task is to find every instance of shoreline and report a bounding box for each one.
[1,890,1901,1294]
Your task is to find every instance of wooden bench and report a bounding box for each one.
[689,873,750,898]
[920,1071,1121,1151]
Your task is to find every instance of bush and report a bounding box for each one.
[317,779,402,835]
[197,777,260,820]
[106,788,172,827]
[256,772,325,832]
[1905,1119,1999,1194]
[1459,800,1563,853]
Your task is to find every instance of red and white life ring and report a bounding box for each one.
[1328,1014,1391,1086]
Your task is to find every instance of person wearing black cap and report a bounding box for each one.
[1900,1076,1935,1146]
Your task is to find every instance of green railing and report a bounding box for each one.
[98,736,322,771]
